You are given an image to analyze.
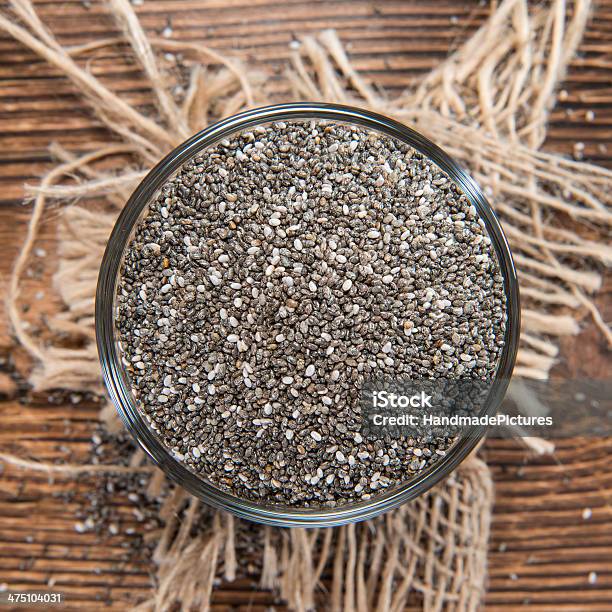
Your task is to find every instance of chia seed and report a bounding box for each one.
[116,120,506,507]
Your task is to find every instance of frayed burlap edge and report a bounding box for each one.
[1,0,611,610]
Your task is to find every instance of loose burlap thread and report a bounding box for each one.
[1,0,611,609]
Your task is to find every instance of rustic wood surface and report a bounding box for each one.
[0,0,610,610]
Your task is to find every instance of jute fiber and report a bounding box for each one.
[1,0,610,609]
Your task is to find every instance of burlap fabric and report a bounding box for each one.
[1,0,610,609]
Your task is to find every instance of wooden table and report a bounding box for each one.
[0,1,610,609]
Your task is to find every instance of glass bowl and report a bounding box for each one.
[95,102,519,527]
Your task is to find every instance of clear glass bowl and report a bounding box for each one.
[95,102,519,527]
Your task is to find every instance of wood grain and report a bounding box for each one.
[0,0,610,609]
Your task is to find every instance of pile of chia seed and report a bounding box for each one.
[116,121,506,507]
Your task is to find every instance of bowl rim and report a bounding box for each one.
[95,102,520,527]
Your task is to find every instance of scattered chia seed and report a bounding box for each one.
[582,507,592,520]
[116,120,506,507]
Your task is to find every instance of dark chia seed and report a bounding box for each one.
[116,121,506,507]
